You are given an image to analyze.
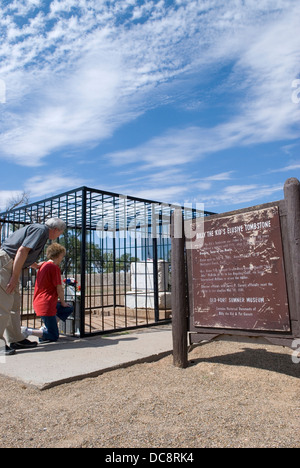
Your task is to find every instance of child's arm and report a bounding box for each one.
[57,284,70,308]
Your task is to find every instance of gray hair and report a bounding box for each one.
[45,218,67,232]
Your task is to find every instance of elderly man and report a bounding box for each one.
[0,218,66,355]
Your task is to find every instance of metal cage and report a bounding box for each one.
[0,186,213,337]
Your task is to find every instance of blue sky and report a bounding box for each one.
[0,0,300,214]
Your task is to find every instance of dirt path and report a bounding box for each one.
[0,340,299,448]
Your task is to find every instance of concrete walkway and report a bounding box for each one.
[0,325,173,390]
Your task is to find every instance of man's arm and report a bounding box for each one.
[6,246,31,294]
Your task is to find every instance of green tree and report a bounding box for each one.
[60,231,103,275]
[118,253,139,272]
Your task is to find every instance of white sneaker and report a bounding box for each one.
[21,326,30,338]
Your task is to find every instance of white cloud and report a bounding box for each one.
[0,0,299,168]
[114,180,285,212]
[270,162,300,173]
[0,190,23,211]
[107,126,212,168]
[201,172,234,181]
[200,183,284,210]
[0,173,88,210]
[24,173,86,198]
[126,185,189,204]
[106,101,298,169]
[6,0,42,16]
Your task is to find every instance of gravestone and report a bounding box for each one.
[126,260,171,309]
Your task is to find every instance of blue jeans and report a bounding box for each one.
[41,304,74,342]
[41,316,59,342]
[56,303,74,322]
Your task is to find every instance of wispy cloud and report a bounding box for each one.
[270,162,300,173]
[0,172,88,210]
[24,173,86,198]
[0,190,23,211]
[202,172,234,181]
[200,183,284,210]
[108,168,233,206]
[0,0,299,168]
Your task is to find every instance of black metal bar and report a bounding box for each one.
[152,237,159,323]
[0,184,216,338]
[0,185,215,220]
[113,236,117,325]
[80,187,87,338]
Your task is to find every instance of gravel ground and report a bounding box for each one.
[0,339,299,448]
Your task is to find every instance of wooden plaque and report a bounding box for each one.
[191,206,290,332]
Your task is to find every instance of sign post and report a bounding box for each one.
[284,178,300,338]
[171,210,188,368]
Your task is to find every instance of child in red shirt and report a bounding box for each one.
[22,243,73,342]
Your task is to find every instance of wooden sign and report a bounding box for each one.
[191,206,290,332]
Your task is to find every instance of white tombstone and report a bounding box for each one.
[125,290,172,310]
[126,260,171,310]
[130,260,169,292]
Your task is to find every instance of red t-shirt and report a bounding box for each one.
[33,261,62,317]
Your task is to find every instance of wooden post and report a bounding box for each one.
[171,209,188,368]
[284,177,300,337]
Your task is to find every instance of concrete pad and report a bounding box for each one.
[0,326,173,390]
